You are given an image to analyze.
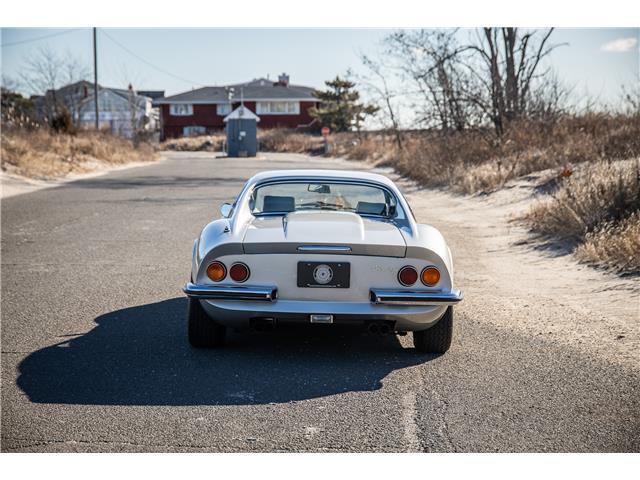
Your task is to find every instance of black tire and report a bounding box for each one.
[187,297,226,348]
[413,306,453,354]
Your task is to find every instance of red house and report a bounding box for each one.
[156,74,320,140]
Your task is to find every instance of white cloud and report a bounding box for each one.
[601,37,638,53]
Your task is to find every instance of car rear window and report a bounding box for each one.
[251,182,395,217]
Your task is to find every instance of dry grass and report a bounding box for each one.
[258,129,322,153]
[1,129,158,179]
[522,159,640,273]
[161,134,225,152]
[523,160,640,241]
[257,115,640,194]
[576,212,640,273]
[160,130,321,154]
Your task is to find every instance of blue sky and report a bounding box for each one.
[1,28,638,108]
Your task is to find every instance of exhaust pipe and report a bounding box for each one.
[368,322,393,335]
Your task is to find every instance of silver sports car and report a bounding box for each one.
[183,169,463,353]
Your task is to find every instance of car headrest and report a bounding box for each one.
[356,201,387,216]
[263,195,296,213]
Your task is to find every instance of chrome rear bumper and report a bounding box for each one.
[183,283,277,301]
[369,288,463,306]
[183,283,462,307]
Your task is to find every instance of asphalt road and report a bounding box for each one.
[2,152,638,452]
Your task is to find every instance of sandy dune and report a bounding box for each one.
[382,167,639,369]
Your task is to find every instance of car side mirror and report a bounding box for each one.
[220,203,233,218]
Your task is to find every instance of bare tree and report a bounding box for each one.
[126,83,150,142]
[467,28,564,134]
[61,53,90,124]
[20,46,89,124]
[119,65,150,139]
[360,28,567,138]
[356,58,405,150]
[382,29,478,133]
[20,47,62,95]
[524,71,571,125]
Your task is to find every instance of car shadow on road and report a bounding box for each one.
[17,298,430,406]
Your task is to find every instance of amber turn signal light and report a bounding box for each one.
[229,262,250,283]
[206,261,226,282]
[398,266,418,286]
[421,267,440,286]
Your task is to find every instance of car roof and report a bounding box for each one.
[248,169,398,189]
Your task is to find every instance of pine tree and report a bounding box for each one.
[309,76,378,132]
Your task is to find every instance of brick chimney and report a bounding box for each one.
[277,73,290,87]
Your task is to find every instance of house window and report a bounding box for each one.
[217,104,232,116]
[183,126,206,136]
[170,104,193,116]
[256,101,300,115]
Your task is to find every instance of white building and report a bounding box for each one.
[78,87,157,138]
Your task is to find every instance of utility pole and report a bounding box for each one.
[93,27,99,130]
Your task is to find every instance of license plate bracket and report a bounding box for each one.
[297,262,350,288]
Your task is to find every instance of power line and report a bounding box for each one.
[99,29,205,88]
[1,28,82,47]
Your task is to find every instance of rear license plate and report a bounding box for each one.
[297,262,350,288]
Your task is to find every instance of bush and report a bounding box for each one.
[50,108,76,134]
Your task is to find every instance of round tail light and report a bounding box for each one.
[398,266,418,286]
[206,261,226,282]
[421,267,440,286]
[229,262,250,283]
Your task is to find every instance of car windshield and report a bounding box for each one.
[250,182,396,217]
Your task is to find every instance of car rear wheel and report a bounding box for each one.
[187,297,226,348]
[413,306,453,354]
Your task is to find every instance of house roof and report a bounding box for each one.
[76,88,149,113]
[39,81,154,103]
[156,78,317,104]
